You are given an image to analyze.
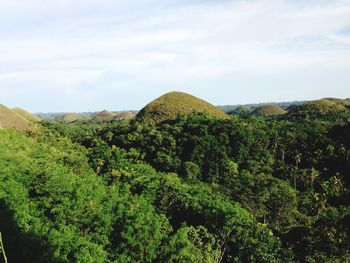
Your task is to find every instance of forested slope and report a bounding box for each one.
[1,98,350,262]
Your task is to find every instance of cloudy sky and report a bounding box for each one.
[0,0,350,112]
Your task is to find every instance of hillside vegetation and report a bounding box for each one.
[1,94,350,262]
[286,98,350,121]
[136,91,228,124]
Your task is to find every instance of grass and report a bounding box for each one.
[12,107,41,122]
[136,91,229,124]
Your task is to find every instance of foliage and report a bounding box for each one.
[285,99,350,122]
[1,97,350,262]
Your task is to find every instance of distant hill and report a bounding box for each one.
[286,98,350,121]
[12,107,41,122]
[91,110,136,121]
[218,100,305,113]
[323,97,350,108]
[250,104,287,117]
[113,111,135,120]
[0,104,32,130]
[32,97,350,123]
[59,113,91,123]
[136,91,229,124]
[39,110,137,122]
[94,110,116,121]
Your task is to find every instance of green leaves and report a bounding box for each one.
[160,226,220,263]
[1,106,350,263]
[109,195,170,262]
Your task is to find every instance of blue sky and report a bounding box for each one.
[0,0,350,112]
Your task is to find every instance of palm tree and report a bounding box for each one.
[294,152,302,189]
[0,232,7,263]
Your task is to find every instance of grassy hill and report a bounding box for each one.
[47,110,135,122]
[12,107,41,122]
[286,98,350,121]
[59,113,90,122]
[0,104,31,130]
[94,110,116,121]
[250,104,287,117]
[136,91,229,124]
[290,99,348,115]
[218,100,305,113]
[322,98,350,108]
[113,112,135,120]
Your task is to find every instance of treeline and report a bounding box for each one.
[1,107,350,262]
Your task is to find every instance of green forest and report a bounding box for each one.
[1,95,350,262]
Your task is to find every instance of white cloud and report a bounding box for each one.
[0,0,349,111]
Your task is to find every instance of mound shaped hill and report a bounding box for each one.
[136,91,229,124]
[94,110,116,121]
[12,107,41,122]
[322,98,350,108]
[0,104,31,130]
[286,99,349,120]
[113,112,135,120]
[59,113,90,123]
[250,104,287,117]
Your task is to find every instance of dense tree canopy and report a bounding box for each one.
[1,103,350,262]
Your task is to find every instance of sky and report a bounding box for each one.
[0,0,350,112]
